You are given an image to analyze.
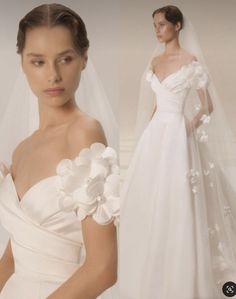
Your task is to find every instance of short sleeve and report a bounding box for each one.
[193,61,209,90]
[56,143,120,226]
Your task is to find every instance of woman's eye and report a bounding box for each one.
[59,56,73,64]
[31,60,44,67]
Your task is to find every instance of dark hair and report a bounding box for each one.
[152,5,184,30]
[16,3,89,55]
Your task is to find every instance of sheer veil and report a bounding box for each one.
[119,16,236,297]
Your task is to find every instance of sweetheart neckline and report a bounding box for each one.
[152,59,197,85]
[8,173,57,204]
[0,142,109,204]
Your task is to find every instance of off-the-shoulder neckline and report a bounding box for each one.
[149,59,199,85]
[1,142,108,203]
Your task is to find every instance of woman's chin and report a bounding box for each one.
[157,37,165,43]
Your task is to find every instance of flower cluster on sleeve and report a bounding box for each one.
[56,143,120,226]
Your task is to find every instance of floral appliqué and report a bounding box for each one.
[186,168,200,197]
[196,114,211,143]
[56,143,120,226]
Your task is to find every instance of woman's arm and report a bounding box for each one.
[47,117,118,299]
[186,88,213,136]
[0,241,14,292]
[47,218,117,299]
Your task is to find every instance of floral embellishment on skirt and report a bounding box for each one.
[186,168,200,197]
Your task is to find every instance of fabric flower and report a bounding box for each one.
[186,168,200,197]
[208,162,215,169]
[200,114,211,124]
[56,143,120,226]
[196,129,208,143]
[187,168,200,184]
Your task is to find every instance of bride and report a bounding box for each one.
[0,3,119,299]
[119,5,236,299]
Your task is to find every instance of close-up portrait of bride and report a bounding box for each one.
[119,1,236,299]
[0,2,119,299]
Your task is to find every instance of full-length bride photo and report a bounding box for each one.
[119,4,236,299]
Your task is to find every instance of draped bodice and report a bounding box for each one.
[0,143,119,282]
[146,60,209,115]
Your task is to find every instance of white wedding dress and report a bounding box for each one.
[119,60,236,298]
[0,143,119,299]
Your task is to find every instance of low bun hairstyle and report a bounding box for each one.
[152,5,184,30]
[17,3,89,55]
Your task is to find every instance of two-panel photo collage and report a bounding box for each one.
[0,1,236,298]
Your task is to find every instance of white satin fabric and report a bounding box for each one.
[119,61,236,298]
[0,143,119,299]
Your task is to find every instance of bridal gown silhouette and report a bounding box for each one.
[0,143,119,299]
[120,60,236,298]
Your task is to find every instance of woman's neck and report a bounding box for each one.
[164,36,181,56]
[37,98,79,132]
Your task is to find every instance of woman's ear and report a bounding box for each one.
[175,21,181,32]
[82,50,88,69]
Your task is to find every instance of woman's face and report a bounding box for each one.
[153,12,180,43]
[21,25,87,107]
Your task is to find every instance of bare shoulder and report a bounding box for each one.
[180,49,197,63]
[67,112,107,157]
[11,136,31,174]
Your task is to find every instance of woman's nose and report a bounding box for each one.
[48,64,62,84]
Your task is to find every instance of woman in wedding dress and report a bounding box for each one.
[0,4,119,299]
[119,5,236,299]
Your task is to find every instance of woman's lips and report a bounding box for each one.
[44,88,65,96]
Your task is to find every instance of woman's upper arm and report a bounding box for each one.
[67,117,107,157]
[65,115,119,271]
[82,217,117,269]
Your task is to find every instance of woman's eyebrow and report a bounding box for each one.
[26,49,75,57]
